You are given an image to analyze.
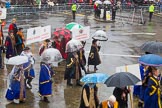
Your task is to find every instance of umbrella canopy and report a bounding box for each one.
[65,39,83,52]
[65,22,83,31]
[104,72,140,88]
[53,28,72,40]
[138,54,162,66]
[7,56,28,65]
[95,0,102,4]
[103,0,111,4]
[140,41,162,54]
[80,73,109,83]
[92,30,108,41]
[41,48,62,63]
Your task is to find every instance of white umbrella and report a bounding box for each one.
[92,30,108,41]
[7,56,28,65]
[95,0,102,4]
[65,39,83,52]
[103,0,111,4]
[41,48,62,64]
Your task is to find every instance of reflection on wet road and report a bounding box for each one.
[0,13,162,108]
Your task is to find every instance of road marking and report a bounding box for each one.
[117,32,156,36]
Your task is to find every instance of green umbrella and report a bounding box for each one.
[65,22,83,31]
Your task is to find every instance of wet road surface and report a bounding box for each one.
[0,12,162,108]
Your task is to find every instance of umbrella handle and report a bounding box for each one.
[129,87,134,108]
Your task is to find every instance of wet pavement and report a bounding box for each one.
[0,12,162,108]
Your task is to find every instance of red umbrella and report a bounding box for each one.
[53,28,72,40]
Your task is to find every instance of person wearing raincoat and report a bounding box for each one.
[39,61,54,103]
[88,39,101,72]
[144,66,161,108]
[5,65,26,104]
[64,52,82,86]
[79,83,99,108]
[20,47,35,89]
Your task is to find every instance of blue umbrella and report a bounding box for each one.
[139,54,162,66]
[80,73,109,83]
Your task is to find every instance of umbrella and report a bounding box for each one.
[103,0,111,4]
[65,22,83,31]
[140,41,162,54]
[65,39,83,52]
[7,56,28,65]
[92,30,108,41]
[41,48,62,63]
[80,73,109,83]
[95,0,102,4]
[138,54,162,66]
[53,28,72,40]
[104,72,140,88]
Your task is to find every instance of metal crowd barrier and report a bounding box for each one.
[6,5,94,15]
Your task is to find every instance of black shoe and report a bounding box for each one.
[138,102,143,108]
[44,97,50,103]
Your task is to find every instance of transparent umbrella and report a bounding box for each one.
[41,48,62,64]
[7,56,28,65]
[95,0,102,4]
[92,30,108,41]
[65,39,83,52]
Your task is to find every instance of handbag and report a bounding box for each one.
[5,89,15,100]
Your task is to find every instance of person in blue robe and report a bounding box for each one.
[39,62,54,103]
[5,65,26,104]
[138,65,152,108]
[144,66,161,108]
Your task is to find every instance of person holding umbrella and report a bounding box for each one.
[88,39,101,72]
[79,83,99,108]
[144,66,161,108]
[113,87,130,108]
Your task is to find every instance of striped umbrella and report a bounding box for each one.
[65,22,83,31]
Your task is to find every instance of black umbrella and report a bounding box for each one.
[140,41,162,54]
[104,72,140,88]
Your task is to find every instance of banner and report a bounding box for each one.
[72,26,90,41]
[26,26,42,45]
[40,25,51,41]
[0,8,7,19]
[116,64,142,85]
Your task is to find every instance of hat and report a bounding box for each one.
[18,27,23,31]
[23,47,30,51]
[45,39,50,42]
[108,95,116,103]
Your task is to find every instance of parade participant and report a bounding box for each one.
[77,41,87,74]
[79,83,99,108]
[39,61,54,103]
[88,39,101,72]
[144,67,161,108]
[5,30,16,59]
[113,87,130,108]
[149,3,154,22]
[20,47,34,89]
[5,30,17,73]
[15,28,25,55]
[64,52,82,86]
[138,65,151,108]
[8,18,18,37]
[5,65,26,104]
[71,2,77,20]
[99,95,118,108]
[0,21,5,69]
[39,39,51,56]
